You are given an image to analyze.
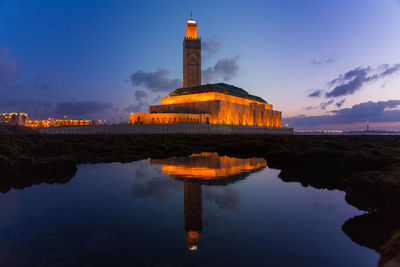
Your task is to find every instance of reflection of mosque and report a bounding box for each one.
[151,153,267,250]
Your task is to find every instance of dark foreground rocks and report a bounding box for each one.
[342,164,400,266]
[343,164,400,212]
[379,232,400,267]
[1,134,399,191]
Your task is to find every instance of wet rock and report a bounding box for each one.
[342,164,400,211]
[342,210,400,252]
[379,232,400,267]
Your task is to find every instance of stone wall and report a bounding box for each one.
[130,113,211,124]
[38,124,294,135]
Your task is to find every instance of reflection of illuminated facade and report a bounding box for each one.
[151,152,267,180]
[130,13,282,127]
[151,152,267,250]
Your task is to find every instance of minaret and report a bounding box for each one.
[183,11,201,87]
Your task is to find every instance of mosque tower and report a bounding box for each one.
[183,11,201,87]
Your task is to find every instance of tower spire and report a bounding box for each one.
[183,11,201,87]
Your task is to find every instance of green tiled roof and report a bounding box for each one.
[169,83,267,103]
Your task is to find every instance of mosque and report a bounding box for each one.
[130,13,282,127]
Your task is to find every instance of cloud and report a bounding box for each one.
[0,47,18,86]
[325,64,400,98]
[124,90,151,113]
[123,102,146,113]
[303,99,334,111]
[335,99,345,108]
[204,187,241,214]
[380,63,400,76]
[311,55,337,65]
[0,91,53,116]
[202,55,240,83]
[284,100,400,127]
[34,75,51,90]
[305,105,317,111]
[134,90,147,101]
[153,95,161,102]
[131,176,180,201]
[202,36,221,59]
[130,54,240,93]
[325,67,373,97]
[308,89,322,97]
[0,94,115,120]
[320,99,334,110]
[53,101,112,116]
[130,68,182,92]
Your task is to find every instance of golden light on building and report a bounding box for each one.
[0,112,29,126]
[130,83,282,127]
[27,118,93,128]
[186,11,197,39]
[1,111,95,128]
[129,14,283,128]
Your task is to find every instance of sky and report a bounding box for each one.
[1,0,400,130]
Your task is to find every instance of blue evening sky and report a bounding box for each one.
[1,0,400,129]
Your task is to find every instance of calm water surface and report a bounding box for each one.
[0,153,378,266]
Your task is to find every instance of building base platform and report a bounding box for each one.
[38,124,294,135]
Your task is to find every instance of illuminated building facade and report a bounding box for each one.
[27,119,93,128]
[151,152,267,250]
[1,112,94,128]
[130,13,282,128]
[0,112,29,126]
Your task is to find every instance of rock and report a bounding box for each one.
[342,164,400,211]
[379,232,400,267]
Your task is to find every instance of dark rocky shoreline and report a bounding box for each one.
[0,133,399,265]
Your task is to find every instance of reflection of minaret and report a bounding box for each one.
[184,181,202,250]
[149,153,267,251]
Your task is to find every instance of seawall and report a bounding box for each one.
[38,124,294,135]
